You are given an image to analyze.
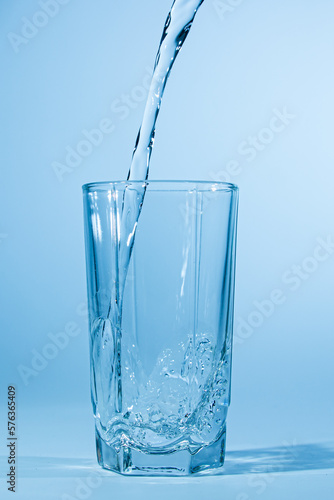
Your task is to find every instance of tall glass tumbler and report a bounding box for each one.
[83,180,238,475]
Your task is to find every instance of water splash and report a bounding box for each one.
[92,326,230,449]
[104,0,206,414]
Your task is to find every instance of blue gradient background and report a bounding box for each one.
[1,0,334,498]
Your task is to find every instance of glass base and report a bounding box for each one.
[96,427,226,476]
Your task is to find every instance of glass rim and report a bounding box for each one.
[82,180,239,192]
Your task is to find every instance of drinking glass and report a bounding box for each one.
[83,180,238,475]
